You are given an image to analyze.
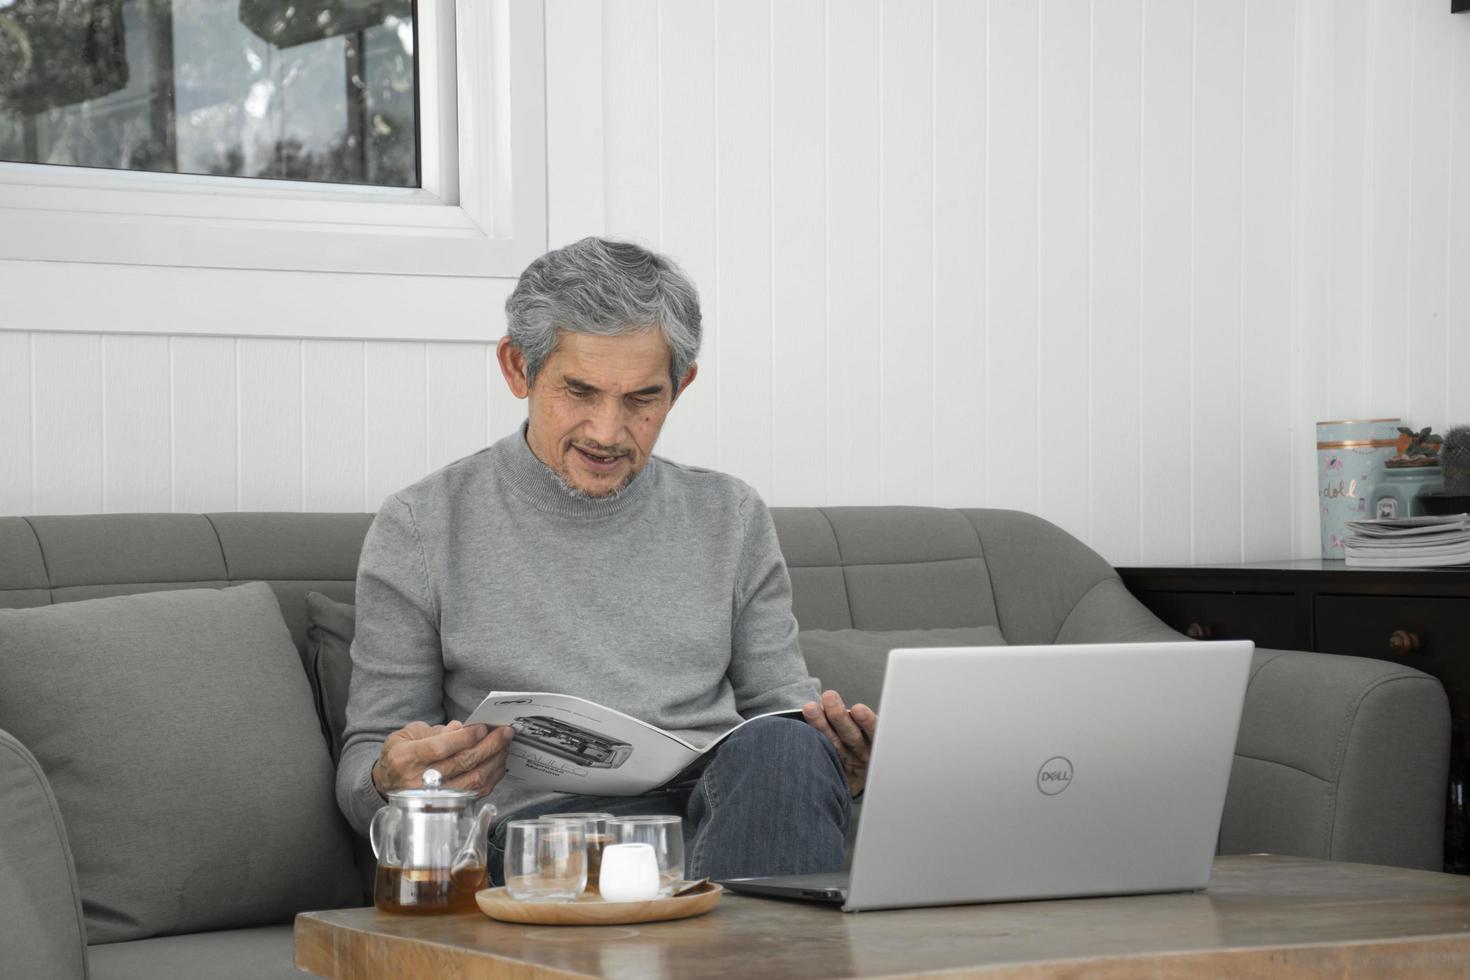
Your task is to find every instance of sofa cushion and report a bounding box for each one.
[305,591,357,763]
[87,924,300,980]
[797,626,1008,712]
[0,582,361,945]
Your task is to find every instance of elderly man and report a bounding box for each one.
[336,237,876,880]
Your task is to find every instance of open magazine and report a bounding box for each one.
[464,692,802,796]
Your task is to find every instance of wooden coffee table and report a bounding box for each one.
[295,855,1470,978]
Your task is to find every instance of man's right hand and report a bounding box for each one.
[371,720,514,800]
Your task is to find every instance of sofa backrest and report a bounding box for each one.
[771,506,1003,631]
[771,506,1146,646]
[0,506,1141,654]
[0,514,371,664]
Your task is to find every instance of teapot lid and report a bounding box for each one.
[385,768,477,809]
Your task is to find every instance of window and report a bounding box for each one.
[0,0,546,321]
[1,0,419,187]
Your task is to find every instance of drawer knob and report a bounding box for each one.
[1390,630,1422,655]
[1185,623,1213,640]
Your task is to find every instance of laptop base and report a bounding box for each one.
[717,872,849,904]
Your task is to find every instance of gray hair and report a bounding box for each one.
[504,237,702,393]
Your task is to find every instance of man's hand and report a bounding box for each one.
[371,720,515,799]
[801,689,877,798]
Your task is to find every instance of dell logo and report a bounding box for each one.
[1037,756,1074,796]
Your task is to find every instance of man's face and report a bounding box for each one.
[497,328,697,498]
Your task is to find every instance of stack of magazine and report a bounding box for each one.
[1343,514,1470,568]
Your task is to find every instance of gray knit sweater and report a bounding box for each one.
[335,426,820,834]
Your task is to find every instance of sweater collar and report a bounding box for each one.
[497,422,655,519]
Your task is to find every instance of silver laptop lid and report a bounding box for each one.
[844,641,1253,912]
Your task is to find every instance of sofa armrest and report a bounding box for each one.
[1053,578,1186,645]
[0,727,88,979]
[1219,649,1450,871]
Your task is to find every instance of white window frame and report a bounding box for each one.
[0,0,545,336]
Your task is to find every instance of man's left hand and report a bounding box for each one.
[801,690,877,798]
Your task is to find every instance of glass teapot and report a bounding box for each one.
[369,768,496,913]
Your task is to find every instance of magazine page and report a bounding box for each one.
[465,692,702,796]
[464,692,804,796]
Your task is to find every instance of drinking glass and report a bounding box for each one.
[608,815,684,896]
[503,819,587,901]
[540,812,614,894]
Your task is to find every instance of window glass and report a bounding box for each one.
[0,0,417,187]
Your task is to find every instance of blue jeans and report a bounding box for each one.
[487,716,850,883]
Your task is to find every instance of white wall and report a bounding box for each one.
[2,0,1469,567]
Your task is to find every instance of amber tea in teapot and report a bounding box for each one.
[374,863,487,914]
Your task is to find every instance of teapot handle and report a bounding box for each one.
[369,805,397,863]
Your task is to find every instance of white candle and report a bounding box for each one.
[597,843,660,902]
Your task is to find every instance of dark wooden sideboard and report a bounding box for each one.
[1116,560,1470,713]
[1117,559,1470,871]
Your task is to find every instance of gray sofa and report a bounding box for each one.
[0,507,1451,979]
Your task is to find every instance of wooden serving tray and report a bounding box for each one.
[475,882,722,925]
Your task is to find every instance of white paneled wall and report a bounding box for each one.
[1088,0,1142,565]
[2,0,1469,569]
[932,0,987,515]
[0,334,528,515]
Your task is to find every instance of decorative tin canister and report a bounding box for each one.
[1316,418,1401,556]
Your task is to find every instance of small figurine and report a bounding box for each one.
[1386,427,1443,468]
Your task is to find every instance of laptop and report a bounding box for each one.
[719,640,1253,912]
